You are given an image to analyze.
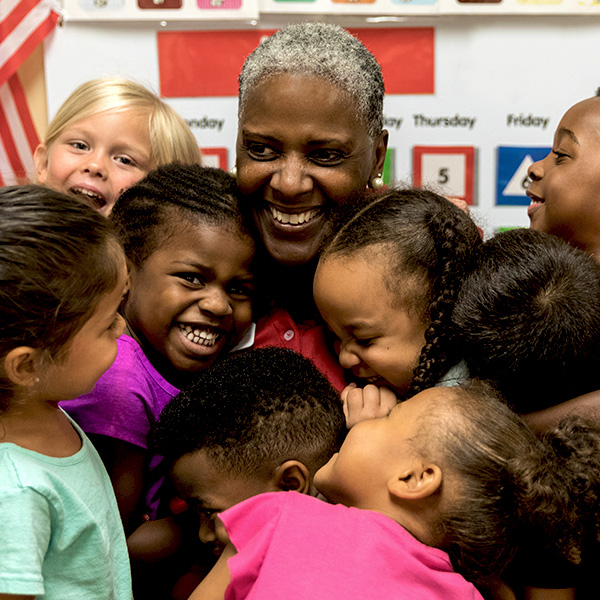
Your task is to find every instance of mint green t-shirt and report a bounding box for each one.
[0,413,132,599]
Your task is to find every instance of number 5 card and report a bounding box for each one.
[412,146,476,205]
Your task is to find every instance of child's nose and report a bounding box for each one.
[338,343,360,370]
[84,151,108,178]
[198,287,233,317]
[528,156,546,181]
[198,518,217,544]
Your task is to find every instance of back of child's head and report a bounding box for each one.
[44,77,200,167]
[416,382,600,582]
[111,163,249,269]
[152,347,346,478]
[0,184,124,406]
[452,227,600,412]
[321,187,482,394]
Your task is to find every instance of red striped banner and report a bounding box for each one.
[0,0,59,185]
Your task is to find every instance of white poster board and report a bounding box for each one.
[43,15,600,238]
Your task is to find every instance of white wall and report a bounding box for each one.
[44,15,600,237]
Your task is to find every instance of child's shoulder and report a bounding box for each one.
[89,333,177,396]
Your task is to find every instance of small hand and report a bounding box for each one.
[446,196,470,215]
[341,383,399,429]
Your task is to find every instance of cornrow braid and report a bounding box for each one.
[111,163,249,268]
[322,187,481,396]
[408,202,480,396]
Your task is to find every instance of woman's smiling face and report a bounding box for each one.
[236,72,387,267]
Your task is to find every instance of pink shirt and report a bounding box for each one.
[221,492,484,600]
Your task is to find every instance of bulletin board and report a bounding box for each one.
[43,10,600,238]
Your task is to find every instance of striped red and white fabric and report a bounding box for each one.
[0,0,59,186]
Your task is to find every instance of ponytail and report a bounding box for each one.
[512,416,600,564]
[422,383,600,583]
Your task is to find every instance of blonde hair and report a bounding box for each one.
[44,77,201,167]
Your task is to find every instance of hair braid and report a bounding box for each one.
[111,163,249,268]
[409,203,479,396]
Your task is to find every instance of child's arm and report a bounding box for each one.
[342,383,398,428]
[188,542,236,600]
[523,587,575,600]
[522,390,600,433]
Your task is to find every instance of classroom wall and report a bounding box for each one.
[41,14,600,238]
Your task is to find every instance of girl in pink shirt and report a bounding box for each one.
[189,383,600,600]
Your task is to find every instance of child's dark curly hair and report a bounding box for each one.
[419,382,600,583]
[452,228,600,412]
[152,347,346,478]
[111,163,251,268]
[321,187,482,396]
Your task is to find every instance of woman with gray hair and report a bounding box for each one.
[235,22,389,390]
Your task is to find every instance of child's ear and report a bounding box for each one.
[387,461,442,501]
[273,460,310,494]
[3,347,42,387]
[122,258,135,300]
[33,144,49,183]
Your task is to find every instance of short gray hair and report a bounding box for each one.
[238,22,385,140]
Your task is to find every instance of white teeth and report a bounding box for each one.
[270,206,319,225]
[72,187,104,201]
[178,323,220,347]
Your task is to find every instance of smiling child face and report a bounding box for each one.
[528,97,600,256]
[123,222,254,386]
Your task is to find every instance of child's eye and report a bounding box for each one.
[552,149,569,163]
[196,507,219,519]
[228,281,254,298]
[310,149,346,166]
[355,337,374,348]
[116,156,134,166]
[177,273,204,286]
[246,142,277,161]
[70,141,88,151]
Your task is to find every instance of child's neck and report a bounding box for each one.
[1,397,81,457]
[356,496,442,549]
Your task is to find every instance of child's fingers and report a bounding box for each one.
[341,383,357,422]
[344,384,398,428]
[361,385,394,419]
[378,386,400,415]
[341,383,357,404]
[344,386,368,428]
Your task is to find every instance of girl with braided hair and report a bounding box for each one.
[63,163,255,535]
[313,187,481,427]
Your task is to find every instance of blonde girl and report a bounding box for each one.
[34,77,200,216]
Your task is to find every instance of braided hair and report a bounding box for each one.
[111,163,250,268]
[321,187,481,396]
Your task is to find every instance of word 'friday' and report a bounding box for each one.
[506,114,550,129]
